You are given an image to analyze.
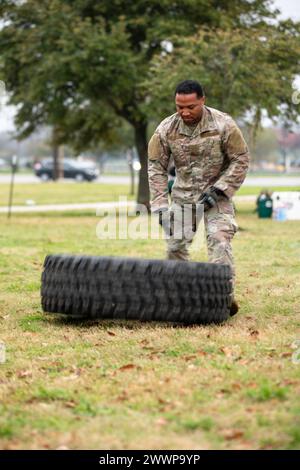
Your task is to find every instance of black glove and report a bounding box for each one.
[198,186,227,212]
[156,208,174,237]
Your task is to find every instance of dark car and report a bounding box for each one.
[34,158,100,182]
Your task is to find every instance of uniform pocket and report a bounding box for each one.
[207,136,222,162]
[205,211,238,237]
[216,197,235,216]
[169,141,189,168]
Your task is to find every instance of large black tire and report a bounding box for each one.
[41,254,233,324]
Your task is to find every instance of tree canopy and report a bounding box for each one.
[0,0,299,204]
[147,24,300,126]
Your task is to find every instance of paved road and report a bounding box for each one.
[0,195,256,214]
[0,174,300,186]
[243,176,300,187]
[0,175,131,184]
[0,200,135,214]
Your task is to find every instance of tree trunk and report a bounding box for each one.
[134,121,150,209]
[126,148,135,196]
[53,144,64,180]
[53,144,59,181]
[58,145,64,179]
[52,127,64,180]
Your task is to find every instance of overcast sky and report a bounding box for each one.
[273,0,300,20]
[1,0,300,132]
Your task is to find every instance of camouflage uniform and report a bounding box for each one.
[148,106,250,281]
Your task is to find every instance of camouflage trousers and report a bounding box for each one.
[166,197,238,285]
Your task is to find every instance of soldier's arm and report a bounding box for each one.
[213,119,250,199]
[148,131,171,212]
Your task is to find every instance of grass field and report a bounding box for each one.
[0,200,299,450]
[0,183,134,207]
[0,182,299,208]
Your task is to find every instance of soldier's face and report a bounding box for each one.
[175,93,205,124]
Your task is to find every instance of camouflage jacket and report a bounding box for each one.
[148,106,250,212]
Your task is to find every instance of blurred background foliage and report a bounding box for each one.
[0,1,300,200]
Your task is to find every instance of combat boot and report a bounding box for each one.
[230,299,239,316]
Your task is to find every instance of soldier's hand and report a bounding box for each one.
[156,207,167,226]
[198,187,227,212]
[155,208,174,237]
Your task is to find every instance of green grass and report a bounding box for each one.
[0,202,299,450]
[0,168,33,174]
[246,381,288,402]
[247,171,300,177]
[0,181,299,208]
[237,186,300,196]
[0,182,134,206]
[236,186,300,196]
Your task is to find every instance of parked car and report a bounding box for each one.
[34,159,100,182]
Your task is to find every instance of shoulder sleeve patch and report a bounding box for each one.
[148,133,162,160]
[227,125,248,155]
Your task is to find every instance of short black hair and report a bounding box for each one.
[175,80,204,98]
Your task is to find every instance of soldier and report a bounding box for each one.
[148,80,250,315]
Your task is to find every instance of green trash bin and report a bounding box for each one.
[257,195,273,218]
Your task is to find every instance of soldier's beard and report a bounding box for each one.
[183,117,199,126]
[182,113,202,126]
